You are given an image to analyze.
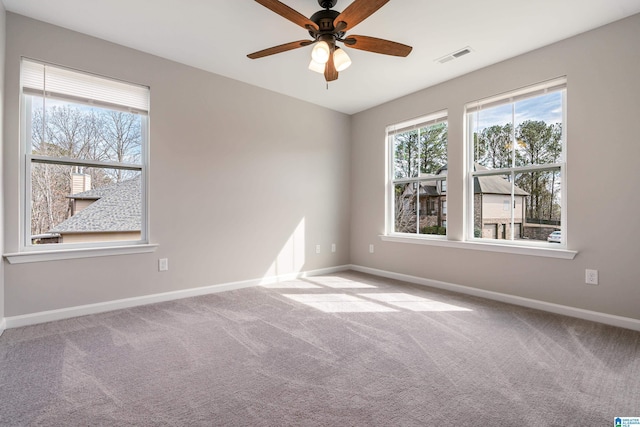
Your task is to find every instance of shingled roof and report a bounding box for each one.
[50,177,141,234]
[473,164,529,196]
[419,183,440,197]
[405,164,528,197]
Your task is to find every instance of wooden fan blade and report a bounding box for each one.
[333,0,389,32]
[247,40,314,59]
[255,0,319,31]
[324,51,339,82]
[343,35,412,57]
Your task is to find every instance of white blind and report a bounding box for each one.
[22,59,149,113]
[465,77,566,114]
[387,111,448,136]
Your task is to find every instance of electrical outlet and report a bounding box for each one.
[585,269,598,285]
[331,243,336,253]
[315,244,321,254]
[158,258,169,272]
[369,244,374,254]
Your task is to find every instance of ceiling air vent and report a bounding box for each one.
[436,46,473,64]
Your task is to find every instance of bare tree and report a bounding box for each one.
[394,186,417,233]
[29,102,142,237]
[101,111,142,182]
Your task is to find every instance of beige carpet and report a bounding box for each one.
[1,271,639,426]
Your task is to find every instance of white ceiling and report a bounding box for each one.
[3,0,639,114]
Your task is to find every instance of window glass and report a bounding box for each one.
[22,59,149,248]
[467,79,565,245]
[394,182,417,234]
[388,113,448,236]
[29,96,143,164]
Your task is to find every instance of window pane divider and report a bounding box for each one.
[392,175,446,185]
[29,154,143,171]
[472,163,562,176]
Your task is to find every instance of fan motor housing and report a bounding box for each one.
[309,9,344,39]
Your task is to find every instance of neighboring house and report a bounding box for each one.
[48,175,142,244]
[471,164,528,239]
[401,164,529,239]
[400,174,447,232]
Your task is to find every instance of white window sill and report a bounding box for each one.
[4,244,159,264]
[380,234,577,259]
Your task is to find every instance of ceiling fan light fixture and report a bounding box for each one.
[311,41,331,64]
[333,47,352,72]
[308,59,325,74]
[247,0,413,83]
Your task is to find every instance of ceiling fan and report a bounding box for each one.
[247,0,412,82]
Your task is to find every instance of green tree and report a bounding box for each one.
[394,123,447,178]
[420,122,447,174]
[473,120,562,222]
[392,122,447,233]
[476,123,512,169]
[515,120,562,220]
[393,129,419,178]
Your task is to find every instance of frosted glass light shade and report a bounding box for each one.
[308,59,325,74]
[311,41,330,64]
[333,48,352,72]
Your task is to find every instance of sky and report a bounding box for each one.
[474,91,563,130]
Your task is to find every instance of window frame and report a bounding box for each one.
[385,110,448,238]
[465,77,568,248]
[381,78,576,260]
[16,58,153,257]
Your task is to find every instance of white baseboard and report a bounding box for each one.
[4,265,351,329]
[8,263,637,332]
[349,264,640,332]
[0,317,6,337]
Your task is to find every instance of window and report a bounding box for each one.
[381,78,574,259]
[387,111,448,236]
[20,59,150,249]
[466,78,566,245]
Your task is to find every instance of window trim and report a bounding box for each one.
[18,58,151,255]
[465,77,567,248]
[383,78,574,258]
[4,244,159,264]
[385,110,448,237]
[380,234,577,260]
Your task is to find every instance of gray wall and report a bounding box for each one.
[350,14,640,320]
[0,4,5,324]
[3,13,351,317]
[3,12,640,323]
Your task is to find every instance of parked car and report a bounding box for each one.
[547,230,562,243]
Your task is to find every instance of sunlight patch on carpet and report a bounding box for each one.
[282,293,396,313]
[304,277,378,289]
[358,293,473,312]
